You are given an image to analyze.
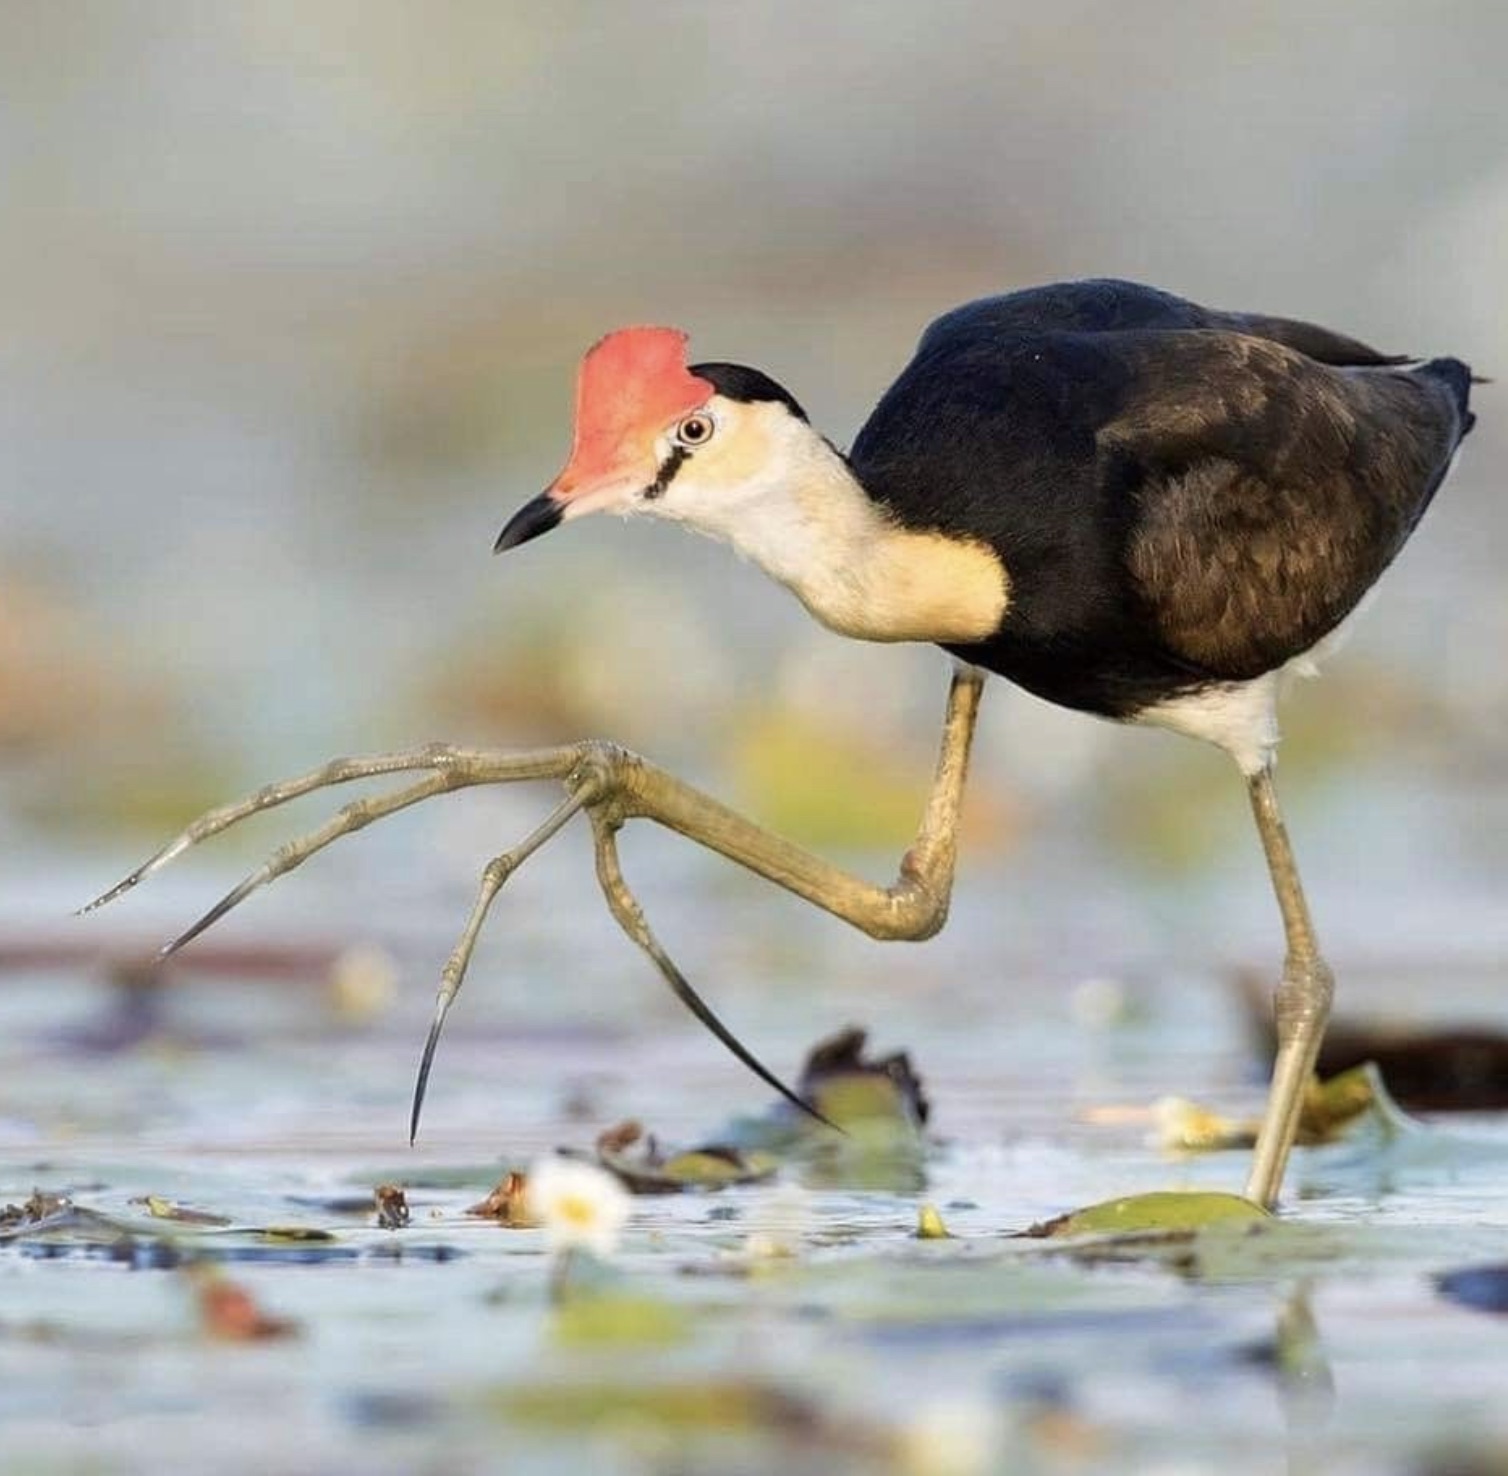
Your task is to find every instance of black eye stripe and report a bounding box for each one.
[643,444,691,501]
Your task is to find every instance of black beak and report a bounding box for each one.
[494,492,564,553]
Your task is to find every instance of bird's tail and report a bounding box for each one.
[1418,356,1479,438]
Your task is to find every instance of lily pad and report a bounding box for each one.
[498,1378,811,1433]
[593,1121,778,1194]
[1025,1191,1271,1239]
[551,1293,693,1348]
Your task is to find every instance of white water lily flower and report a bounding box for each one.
[1152,1095,1255,1153]
[896,1395,1004,1476]
[525,1156,632,1258]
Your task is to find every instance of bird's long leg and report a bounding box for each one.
[597,663,986,943]
[1242,767,1336,1209]
[88,666,985,1130]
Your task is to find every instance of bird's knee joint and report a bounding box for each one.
[1274,955,1335,1038]
[337,799,373,831]
[569,740,636,803]
[874,883,948,941]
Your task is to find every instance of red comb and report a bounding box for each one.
[554,327,712,494]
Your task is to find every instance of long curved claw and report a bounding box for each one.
[408,788,595,1143]
[80,747,480,915]
[588,814,839,1133]
[410,1003,449,1147]
[158,772,454,959]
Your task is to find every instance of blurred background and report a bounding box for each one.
[2,1,1505,1017]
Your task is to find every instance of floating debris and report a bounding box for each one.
[373,1183,409,1230]
[465,1171,538,1227]
[133,1195,233,1227]
[0,1190,71,1227]
[1147,1064,1400,1154]
[797,1026,929,1131]
[593,1120,778,1194]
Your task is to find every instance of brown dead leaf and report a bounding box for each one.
[133,1195,233,1227]
[373,1183,409,1230]
[466,1171,538,1227]
[0,1190,70,1227]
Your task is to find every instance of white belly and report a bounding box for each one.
[1134,591,1377,774]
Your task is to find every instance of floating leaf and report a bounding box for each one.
[257,1226,338,1243]
[594,1121,777,1194]
[466,1170,538,1226]
[136,1195,232,1227]
[0,1190,70,1226]
[916,1204,952,1240]
[799,1027,929,1131]
[1026,1191,1270,1238]
[498,1378,811,1433]
[714,1027,932,1193]
[1151,1063,1406,1156]
[551,1293,692,1348]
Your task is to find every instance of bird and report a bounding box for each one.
[85,278,1475,1209]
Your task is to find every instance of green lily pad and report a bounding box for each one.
[594,1122,778,1193]
[551,1293,693,1348]
[1027,1191,1271,1238]
[498,1378,808,1432]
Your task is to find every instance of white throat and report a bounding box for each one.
[661,406,1010,645]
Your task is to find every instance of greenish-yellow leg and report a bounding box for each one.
[1243,767,1336,1209]
[84,665,987,1136]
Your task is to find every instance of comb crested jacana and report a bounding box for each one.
[87,279,1475,1208]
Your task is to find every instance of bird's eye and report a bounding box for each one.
[674,414,714,447]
